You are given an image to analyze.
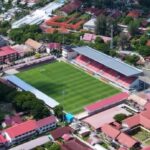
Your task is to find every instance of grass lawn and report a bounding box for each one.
[131,127,150,144]
[17,61,120,114]
[145,139,150,145]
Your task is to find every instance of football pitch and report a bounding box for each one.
[17,61,120,114]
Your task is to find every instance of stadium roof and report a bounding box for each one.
[72,46,143,77]
[4,75,59,108]
[85,92,129,114]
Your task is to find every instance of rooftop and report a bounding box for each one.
[25,38,42,50]
[50,126,73,140]
[72,46,143,77]
[36,115,56,128]
[83,106,131,130]
[0,46,17,57]
[117,133,137,148]
[4,75,59,108]
[4,120,37,138]
[85,92,129,113]
[61,138,92,150]
[101,124,120,139]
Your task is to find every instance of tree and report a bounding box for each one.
[123,16,133,25]
[95,15,107,35]
[114,113,127,123]
[125,55,139,66]
[128,20,140,36]
[138,46,150,57]
[54,105,64,121]
[48,143,60,150]
[138,0,150,7]
[139,35,148,45]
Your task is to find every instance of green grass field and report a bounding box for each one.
[17,61,120,114]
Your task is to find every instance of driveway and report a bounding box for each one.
[9,135,50,150]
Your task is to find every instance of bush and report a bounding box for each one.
[114,113,127,123]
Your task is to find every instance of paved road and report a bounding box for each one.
[9,135,50,150]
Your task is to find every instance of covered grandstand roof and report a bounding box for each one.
[85,92,129,114]
[72,46,143,77]
[4,75,59,108]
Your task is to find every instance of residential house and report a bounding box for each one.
[12,44,34,58]
[61,138,92,150]
[101,124,139,149]
[50,126,73,141]
[25,38,45,52]
[82,33,97,43]
[123,107,150,129]
[46,43,61,53]
[59,0,82,16]
[83,18,96,32]
[127,10,141,19]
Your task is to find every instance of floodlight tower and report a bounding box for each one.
[110,24,114,49]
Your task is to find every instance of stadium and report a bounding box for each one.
[5,61,120,114]
[5,46,143,115]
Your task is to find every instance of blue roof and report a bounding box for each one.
[4,75,59,108]
[73,46,143,77]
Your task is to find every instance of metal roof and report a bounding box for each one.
[73,46,143,77]
[4,75,59,108]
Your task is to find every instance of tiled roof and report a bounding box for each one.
[36,115,56,128]
[123,108,150,129]
[85,92,129,113]
[4,120,37,138]
[25,38,42,50]
[117,133,137,148]
[60,0,82,14]
[123,114,140,128]
[101,124,120,139]
[0,135,7,143]
[61,138,92,150]
[50,126,73,140]
[0,46,17,57]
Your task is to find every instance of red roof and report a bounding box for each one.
[50,126,73,140]
[142,146,150,150]
[0,135,7,143]
[36,115,56,128]
[123,109,150,129]
[123,114,140,128]
[60,0,82,14]
[117,133,137,148]
[146,40,150,47]
[4,120,37,138]
[101,124,120,139]
[127,10,141,18]
[0,46,17,57]
[48,43,61,50]
[61,138,92,150]
[85,92,129,113]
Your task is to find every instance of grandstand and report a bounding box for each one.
[4,75,59,108]
[69,46,143,90]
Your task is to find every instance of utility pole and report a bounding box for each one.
[110,24,114,49]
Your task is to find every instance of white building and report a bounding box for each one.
[12,2,64,28]
[2,116,57,146]
[83,18,96,32]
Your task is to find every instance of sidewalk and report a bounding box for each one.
[9,135,50,150]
